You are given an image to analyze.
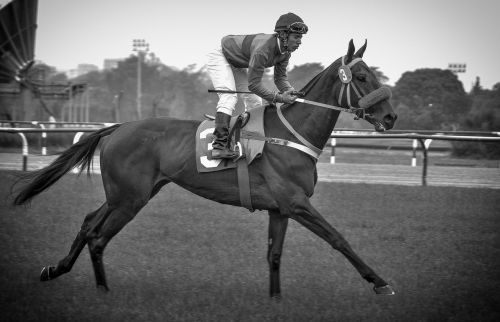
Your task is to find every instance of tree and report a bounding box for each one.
[452,81,500,158]
[391,68,471,130]
[470,76,483,96]
[287,63,324,90]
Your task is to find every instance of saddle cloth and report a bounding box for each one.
[196,106,266,173]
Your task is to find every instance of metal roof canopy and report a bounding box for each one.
[0,0,38,83]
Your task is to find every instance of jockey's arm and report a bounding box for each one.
[248,53,297,104]
[274,59,294,93]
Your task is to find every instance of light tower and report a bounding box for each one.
[132,39,149,120]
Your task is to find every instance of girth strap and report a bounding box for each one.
[237,157,254,211]
[230,113,254,211]
[241,130,321,160]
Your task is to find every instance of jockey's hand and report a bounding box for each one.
[280,89,299,104]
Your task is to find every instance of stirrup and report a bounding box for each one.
[209,142,243,161]
[209,147,237,159]
[232,142,244,162]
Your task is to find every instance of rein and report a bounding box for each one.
[275,56,391,159]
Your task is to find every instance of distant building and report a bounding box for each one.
[77,63,98,75]
[65,63,99,79]
[103,58,125,70]
[65,69,79,79]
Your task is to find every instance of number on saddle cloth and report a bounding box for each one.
[195,108,266,173]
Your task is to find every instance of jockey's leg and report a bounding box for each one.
[206,46,238,159]
[211,111,238,159]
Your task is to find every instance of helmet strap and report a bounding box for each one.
[278,31,290,52]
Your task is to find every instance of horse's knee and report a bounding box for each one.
[87,237,108,257]
[267,252,282,270]
[329,237,351,252]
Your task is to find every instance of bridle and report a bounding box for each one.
[275,56,392,158]
[293,56,391,121]
[337,56,369,120]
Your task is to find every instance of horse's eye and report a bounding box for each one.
[356,74,367,82]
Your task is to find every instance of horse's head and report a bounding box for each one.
[335,39,397,131]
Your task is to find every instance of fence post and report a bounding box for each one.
[330,138,336,164]
[31,121,47,155]
[71,132,85,174]
[411,139,417,167]
[417,139,428,186]
[17,133,28,171]
[40,124,47,155]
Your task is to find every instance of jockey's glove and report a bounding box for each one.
[279,89,299,104]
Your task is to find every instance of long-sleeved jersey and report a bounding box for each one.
[221,33,293,102]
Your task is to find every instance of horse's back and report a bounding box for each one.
[100,117,201,181]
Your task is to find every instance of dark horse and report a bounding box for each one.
[13,40,397,298]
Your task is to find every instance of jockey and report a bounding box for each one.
[206,12,308,159]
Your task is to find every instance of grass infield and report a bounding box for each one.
[1,170,499,322]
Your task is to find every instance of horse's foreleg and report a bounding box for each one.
[288,197,395,295]
[40,204,107,282]
[267,210,289,299]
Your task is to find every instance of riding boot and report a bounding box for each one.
[211,112,237,159]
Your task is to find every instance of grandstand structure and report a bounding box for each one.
[0,0,89,122]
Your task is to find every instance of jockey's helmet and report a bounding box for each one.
[274,12,308,34]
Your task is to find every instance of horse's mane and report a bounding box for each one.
[298,57,343,95]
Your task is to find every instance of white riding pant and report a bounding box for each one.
[206,47,262,116]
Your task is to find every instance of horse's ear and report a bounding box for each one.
[355,39,367,58]
[346,39,355,63]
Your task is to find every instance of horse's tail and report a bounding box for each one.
[12,124,121,205]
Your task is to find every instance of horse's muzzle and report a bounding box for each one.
[383,112,398,130]
[364,113,396,132]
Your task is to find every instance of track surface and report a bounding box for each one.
[1,152,499,189]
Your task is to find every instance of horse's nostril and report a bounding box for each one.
[384,113,397,123]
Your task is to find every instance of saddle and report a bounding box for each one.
[196,106,266,173]
[195,106,267,212]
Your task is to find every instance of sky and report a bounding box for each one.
[2,0,500,90]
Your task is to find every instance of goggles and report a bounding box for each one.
[288,22,308,34]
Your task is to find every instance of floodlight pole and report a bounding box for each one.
[132,39,149,120]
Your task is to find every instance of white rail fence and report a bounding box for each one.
[1,122,499,186]
[329,130,500,185]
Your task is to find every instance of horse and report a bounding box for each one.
[12,39,398,298]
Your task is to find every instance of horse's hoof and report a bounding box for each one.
[96,284,109,293]
[40,266,55,282]
[270,294,282,302]
[374,284,395,295]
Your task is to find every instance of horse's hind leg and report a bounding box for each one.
[267,210,288,299]
[85,177,170,291]
[40,204,108,282]
[86,203,146,292]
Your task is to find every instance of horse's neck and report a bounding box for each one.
[283,74,341,149]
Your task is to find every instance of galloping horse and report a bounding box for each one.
[13,40,397,298]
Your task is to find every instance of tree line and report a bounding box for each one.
[2,54,499,157]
